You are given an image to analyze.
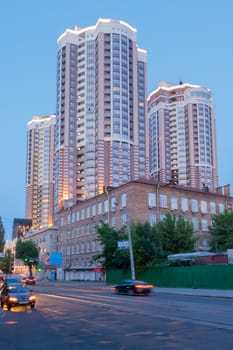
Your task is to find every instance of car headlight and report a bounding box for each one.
[8,297,18,302]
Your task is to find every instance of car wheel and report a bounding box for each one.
[1,300,4,308]
[7,303,11,311]
[30,304,35,309]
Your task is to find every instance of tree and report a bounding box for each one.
[131,222,163,273]
[0,249,14,274]
[15,240,40,276]
[92,222,130,271]
[93,221,164,275]
[209,210,233,252]
[156,213,195,258]
[0,216,5,252]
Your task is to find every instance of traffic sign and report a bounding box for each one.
[117,240,129,250]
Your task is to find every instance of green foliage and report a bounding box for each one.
[93,214,195,277]
[16,240,39,261]
[209,210,233,251]
[0,217,5,252]
[131,222,163,273]
[155,213,195,257]
[0,249,14,274]
[15,240,40,276]
[92,222,130,271]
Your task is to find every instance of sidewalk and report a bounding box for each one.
[155,287,233,298]
[38,279,233,298]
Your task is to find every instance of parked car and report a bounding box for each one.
[112,279,154,296]
[21,276,36,285]
[0,284,36,310]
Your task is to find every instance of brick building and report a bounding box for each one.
[56,179,232,281]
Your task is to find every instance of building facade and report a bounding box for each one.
[148,81,218,191]
[26,115,56,229]
[12,218,32,240]
[56,180,232,281]
[55,18,149,219]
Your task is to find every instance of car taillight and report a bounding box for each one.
[135,284,154,289]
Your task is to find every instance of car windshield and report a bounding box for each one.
[8,286,29,293]
[6,278,20,284]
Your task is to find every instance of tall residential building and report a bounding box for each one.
[148,81,218,192]
[26,115,56,229]
[55,18,149,215]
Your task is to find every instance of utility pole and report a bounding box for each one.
[127,216,136,280]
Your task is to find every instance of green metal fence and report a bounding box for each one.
[106,264,233,289]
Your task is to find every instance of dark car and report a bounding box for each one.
[0,277,22,294]
[0,284,36,310]
[2,277,22,285]
[21,276,36,285]
[112,279,154,296]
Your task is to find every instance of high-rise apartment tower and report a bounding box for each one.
[55,18,149,214]
[148,81,218,191]
[26,115,56,228]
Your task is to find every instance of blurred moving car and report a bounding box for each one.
[0,284,36,310]
[21,276,36,285]
[112,279,154,296]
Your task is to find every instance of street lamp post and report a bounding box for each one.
[127,215,136,280]
[106,190,110,224]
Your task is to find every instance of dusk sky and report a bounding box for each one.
[1,0,233,238]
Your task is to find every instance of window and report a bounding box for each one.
[92,204,96,217]
[201,201,207,214]
[148,193,156,207]
[171,195,178,210]
[121,193,127,207]
[111,197,118,211]
[98,202,102,215]
[160,214,166,221]
[160,194,167,208]
[104,199,109,213]
[191,199,198,213]
[111,216,116,227]
[218,203,225,213]
[149,213,156,226]
[181,198,188,212]
[201,219,208,231]
[121,213,127,225]
[60,216,64,226]
[192,217,199,231]
[210,202,216,214]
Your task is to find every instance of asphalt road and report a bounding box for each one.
[1,283,233,350]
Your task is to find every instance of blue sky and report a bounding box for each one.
[1,0,233,237]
